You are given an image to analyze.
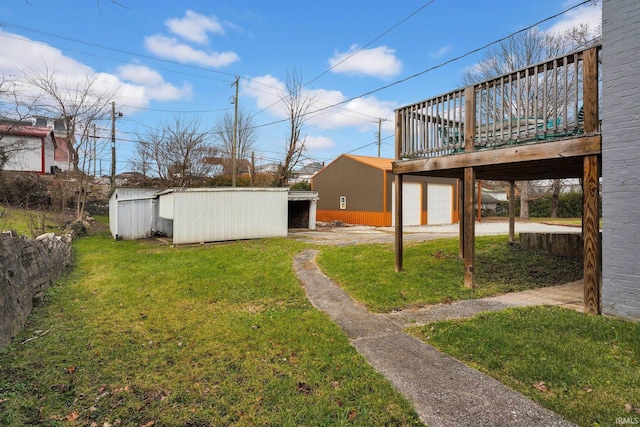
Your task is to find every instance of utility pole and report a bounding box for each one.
[250,151,255,187]
[377,118,388,157]
[111,101,122,189]
[93,124,97,177]
[231,76,239,187]
[111,101,116,188]
[377,118,382,157]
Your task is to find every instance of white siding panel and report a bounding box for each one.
[170,188,289,244]
[4,136,42,172]
[117,199,153,240]
[109,188,161,239]
[158,192,174,219]
[427,184,453,225]
[392,182,421,226]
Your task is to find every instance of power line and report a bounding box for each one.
[249,0,595,133]
[247,1,437,120]
[304,0,437,87]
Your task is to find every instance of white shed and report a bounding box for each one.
[157,187,289,245]
[109,188,172,240]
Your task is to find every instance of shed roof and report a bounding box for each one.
[0,124,55,140]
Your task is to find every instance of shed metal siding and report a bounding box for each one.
[109,188,161,240]
[117,199,153,240]
[164,188,289,245]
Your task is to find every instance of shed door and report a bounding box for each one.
[427,184,453,225]
[392,182,421,226]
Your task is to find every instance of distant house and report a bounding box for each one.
[312,154,459,226]
[34,117,74,172]
[53,135,74,172]
[289,162,324,184]
[0,124,56,174]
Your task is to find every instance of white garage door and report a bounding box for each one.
[392,182,421,226]
[427,184,453,225]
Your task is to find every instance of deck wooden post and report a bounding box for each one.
[395,174,404,272]
[464,86,476,152]
[583,155,601,314]
[464,167,475,288]
[583,47,599,134]
[459,179,464,258]
[394,109,404,272]
[508,181,515,243]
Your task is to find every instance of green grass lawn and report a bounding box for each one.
[317,236,583,312]
[0,234,422,426]
[0,205,61,237]
[2,212,636,427]
[408,306,640,427]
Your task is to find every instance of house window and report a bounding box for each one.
[339,196,347,210]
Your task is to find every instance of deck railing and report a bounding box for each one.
[395,45,601,160]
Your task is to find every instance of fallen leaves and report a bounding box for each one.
[348,408,357,420]
[533,381,552,394]
[65,411,79,421]
[296,382,311,395]
[624,403,640,414]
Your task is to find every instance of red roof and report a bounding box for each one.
[0,124,54,139]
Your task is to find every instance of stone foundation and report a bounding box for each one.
[519,232,589,258]
[0,232,72,349]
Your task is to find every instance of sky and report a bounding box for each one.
[0,0,601,174]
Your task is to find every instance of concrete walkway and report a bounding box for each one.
[293,249,576,427]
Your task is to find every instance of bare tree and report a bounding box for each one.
[20,67,115,221]
[0,74,40,176]
[133,116,218,187]
[276,70,315,187]
[212,108,257,175]
[463,24,601,219]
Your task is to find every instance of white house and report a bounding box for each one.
[0,124,56,174]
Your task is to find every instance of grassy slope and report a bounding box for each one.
[408,306,640,426]
[0,235,421,426]
[317,236,582,312]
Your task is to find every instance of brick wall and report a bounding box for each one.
[601,0,640,320]
[0,232,72,349]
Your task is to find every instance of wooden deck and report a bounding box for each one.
[392,45,602,314]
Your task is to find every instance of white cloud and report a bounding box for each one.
[431,45,451,58]
[305,135,335,150]
[116,64,192,103]
[546,2,602,36]
[0,30,190,113]
[243,74,397,132]
[145,34,239,68]
[329,45,402,79]
[166,10,225,44]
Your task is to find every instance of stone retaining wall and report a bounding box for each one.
[519,232,587,258]
[0,232,72,349]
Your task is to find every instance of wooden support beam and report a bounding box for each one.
[459,179,464,258]
[583,155,601,314]
[477,180,482,222]
[395,174,404,272]
[464,87,476,152]
[464,167,475,288]
[395,109,404,273]
[583,47,599,135]
[392,136,602,176]
[508,181,515,243]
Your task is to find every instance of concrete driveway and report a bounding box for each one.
[290,219,581,246]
